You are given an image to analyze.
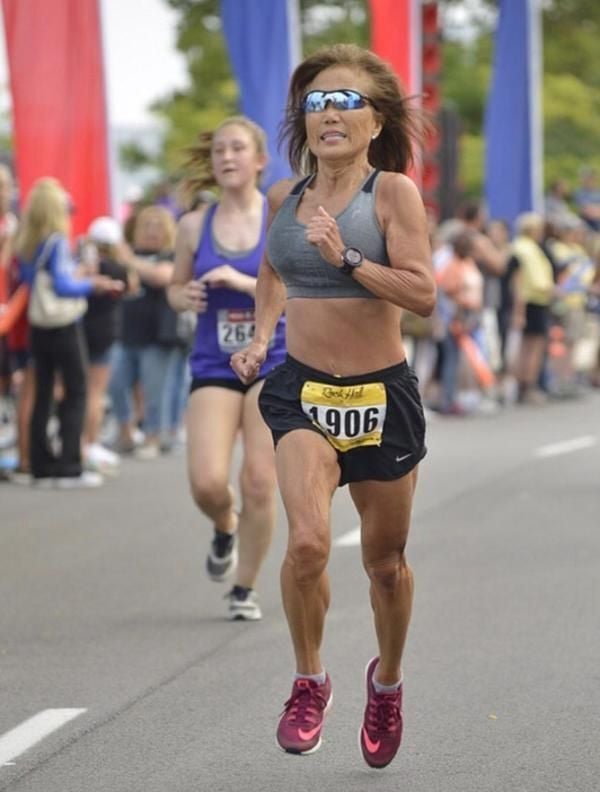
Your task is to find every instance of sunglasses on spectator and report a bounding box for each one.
[301,89,376,113]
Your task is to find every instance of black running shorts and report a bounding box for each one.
[258,355,427,486]
[190,376,264,395]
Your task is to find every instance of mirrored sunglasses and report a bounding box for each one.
[301,89,375,113]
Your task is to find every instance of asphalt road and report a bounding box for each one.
[1,392,599,792]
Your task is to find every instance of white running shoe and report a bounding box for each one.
[226,586,262,621]
[12,469,32,486]
[54,471,104,489]
[30,476,54,489]
[85,443,120,474]
[134,442,160,461]
[131,427,146,446]
[206,530,238,582]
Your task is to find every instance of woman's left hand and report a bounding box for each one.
[200,264,249,292]
[306,206,345,268]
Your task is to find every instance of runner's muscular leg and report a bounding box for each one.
[236,382,277,589]
[276,429,340,675]
[186,387,243,534]
[350,468,419,685]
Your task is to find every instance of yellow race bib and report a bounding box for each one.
[300,380,387,452]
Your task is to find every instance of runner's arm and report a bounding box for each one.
[230,179,291,383]
[252,255,287,346]
[355,173,436,315]
[168,210,208,314]
[250,180,292,344]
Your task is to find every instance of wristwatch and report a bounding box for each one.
[339,246,364,276]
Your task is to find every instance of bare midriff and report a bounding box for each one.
[284,297,406,376]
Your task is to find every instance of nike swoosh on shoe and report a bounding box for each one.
[361,727,381,753]
[298,724,322,741]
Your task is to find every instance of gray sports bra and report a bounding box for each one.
[266,170,390,299]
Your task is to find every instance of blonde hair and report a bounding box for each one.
[181,115,268,203]
[132,205,176,251]
[515,212,544,238]
[15,178,70,260]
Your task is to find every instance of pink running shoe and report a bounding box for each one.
[276,675,332,754]
[359,657,403,769]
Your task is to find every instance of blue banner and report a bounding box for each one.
[484,0,542,227]
[221,0,300,187]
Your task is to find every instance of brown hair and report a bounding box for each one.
[451,230,475,260]
[281,44,424,175]
[181,116,268,205]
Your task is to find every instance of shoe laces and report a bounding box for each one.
[367,691,402,735]
[282,679,327,726]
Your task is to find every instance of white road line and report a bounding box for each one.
[534,435,597,459]
[334,435,597,548]
[334,526,361,547]
[0,709,86,767]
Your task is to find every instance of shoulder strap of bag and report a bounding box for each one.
[33,232,61,273]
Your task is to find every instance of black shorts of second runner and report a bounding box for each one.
[190,376,265,396]
[258,355,426,486]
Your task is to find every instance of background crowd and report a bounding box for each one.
[0,167,214,485]
[1,162,600,486]
[405,168,600,416]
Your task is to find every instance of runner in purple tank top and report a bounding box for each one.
[168,116,286,621]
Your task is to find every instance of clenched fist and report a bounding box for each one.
[230,341,267,385]
[305,206,345,268]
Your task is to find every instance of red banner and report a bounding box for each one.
[369,0,423,184]
[1,0,111,237]
[369,0,421,97]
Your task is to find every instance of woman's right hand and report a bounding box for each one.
[230,341,267,384]
[92,275,125,296]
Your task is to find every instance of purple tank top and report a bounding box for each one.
[189,199,286,379]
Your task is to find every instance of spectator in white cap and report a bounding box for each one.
[81,216,137,473]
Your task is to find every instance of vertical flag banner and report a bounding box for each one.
[1,0,112,237]
[221,0,300,186]
[484,0,543,226]
[369,0,422,97]
[369,0,422,183]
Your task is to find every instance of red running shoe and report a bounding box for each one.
[276,674,332,755]
[359,657,403,769]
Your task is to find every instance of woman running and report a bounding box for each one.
[168,116,286,620]
[231,45,435,767]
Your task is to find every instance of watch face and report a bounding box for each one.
[345,247,363,266]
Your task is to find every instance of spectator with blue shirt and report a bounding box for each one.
[15,178,123,487]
